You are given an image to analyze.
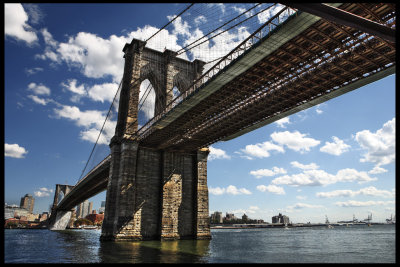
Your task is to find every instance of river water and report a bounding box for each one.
[4,224,395,263]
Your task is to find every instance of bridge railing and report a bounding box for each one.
[137,5,298,138]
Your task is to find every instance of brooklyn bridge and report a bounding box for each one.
[48,3,396,241]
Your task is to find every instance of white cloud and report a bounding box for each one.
[290,161,319,170]
[239,141,284,159]
[167,15,191,37]
[320,136,351,156]
[256,184,285,195]
[28,94,48,105]
[270,130,320,153]
[27,82,51,96]
[52,104,116,145]
[316,186,394,198]
[5,3,38,44]
[209,185,252,195]
[88,82,119,103]
[250,167,286,178]
[272,168,377,187]
[275,117,290,128]
[335,200,395,207]
[287,202,323,210]
[194,15,207,26]
[34,187,54,197]
[209,146,230,161]
[355,117,395,166]
[25,67,43,75]
[5,143,28,158]
[368,166,388,174]
[257,4,285,24]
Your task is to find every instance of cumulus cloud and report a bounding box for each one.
[355,118,395,167]
[274,117,290,128]
[316,186,395,199]
[287,202,324,210]
[256,184,285,195]
[5,3,38,44]
[27,94,48,105]
[335,200,395,207]
[320,136,351,156]
[368,166,388,174]
[27,82,51,96]
[25,67,43,75]
[34,187,54,197]
[270,130,320,153]
[5,143,28,158]
[209,185,252,195]
[257,3,285,24]
[250,167,286,178]
[209,146,230,161]
[239,141,284,160]
[272,168,377,187]
[290,161,319,170]
[52,104,116,145]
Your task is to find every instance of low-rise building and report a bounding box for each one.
[272,213,289,224]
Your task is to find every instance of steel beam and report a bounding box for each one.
[281,3,396,43]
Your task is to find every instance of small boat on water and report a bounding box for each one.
[82,225,98,230]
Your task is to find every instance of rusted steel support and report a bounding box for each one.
[282,3,395,43]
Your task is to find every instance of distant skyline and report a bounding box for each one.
[5,3,395,223]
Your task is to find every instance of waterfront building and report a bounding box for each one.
[272,213,289,224]
[4,204,30,219]
[210,211,223,223]
[242,214,248,222]
[225,212,236,222]
[20,194,35,213]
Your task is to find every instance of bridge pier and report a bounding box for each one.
[100,138,211,241]
[48,210,73,230]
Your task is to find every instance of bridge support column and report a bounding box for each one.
[101,138,211,241]
[48,210,73,230]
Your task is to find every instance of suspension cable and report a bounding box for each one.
[176,3,262,54]
[177,4,278,56]
[78,77,123,181]
[145,3,194,42]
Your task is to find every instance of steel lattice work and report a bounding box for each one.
[135,3,395,152]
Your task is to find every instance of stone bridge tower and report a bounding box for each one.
[101,39,211,241]
[48,184,75,230]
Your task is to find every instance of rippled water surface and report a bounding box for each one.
[4,224,395,263]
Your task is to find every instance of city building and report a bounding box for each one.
[20,194,35,213]
[242,213,249,222]
[225,212,236,222]
[99,201,106,214]
[76,200,93,219]
[272,213,290,224]
[210,211,223,223]
[4,204,29,219]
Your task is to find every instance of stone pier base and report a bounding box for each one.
[48,210,72,230]
[101,138,211,241]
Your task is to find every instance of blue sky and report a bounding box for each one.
[4,3,395,223]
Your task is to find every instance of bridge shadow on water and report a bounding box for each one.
[98,239,211,263]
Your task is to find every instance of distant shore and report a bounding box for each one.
[211,222,391,229]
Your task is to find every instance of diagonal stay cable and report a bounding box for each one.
[145,3,194,42]
[177,3,278,56]
[176,3,262,54]
[78,78,123,181]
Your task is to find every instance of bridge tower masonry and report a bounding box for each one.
[48,184,75,230]
[100,39,210,241]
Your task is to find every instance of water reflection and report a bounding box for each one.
[98,239,211,263]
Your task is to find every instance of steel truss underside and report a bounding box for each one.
[139,3,396,152]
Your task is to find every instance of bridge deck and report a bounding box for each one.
[138,3,395,152]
